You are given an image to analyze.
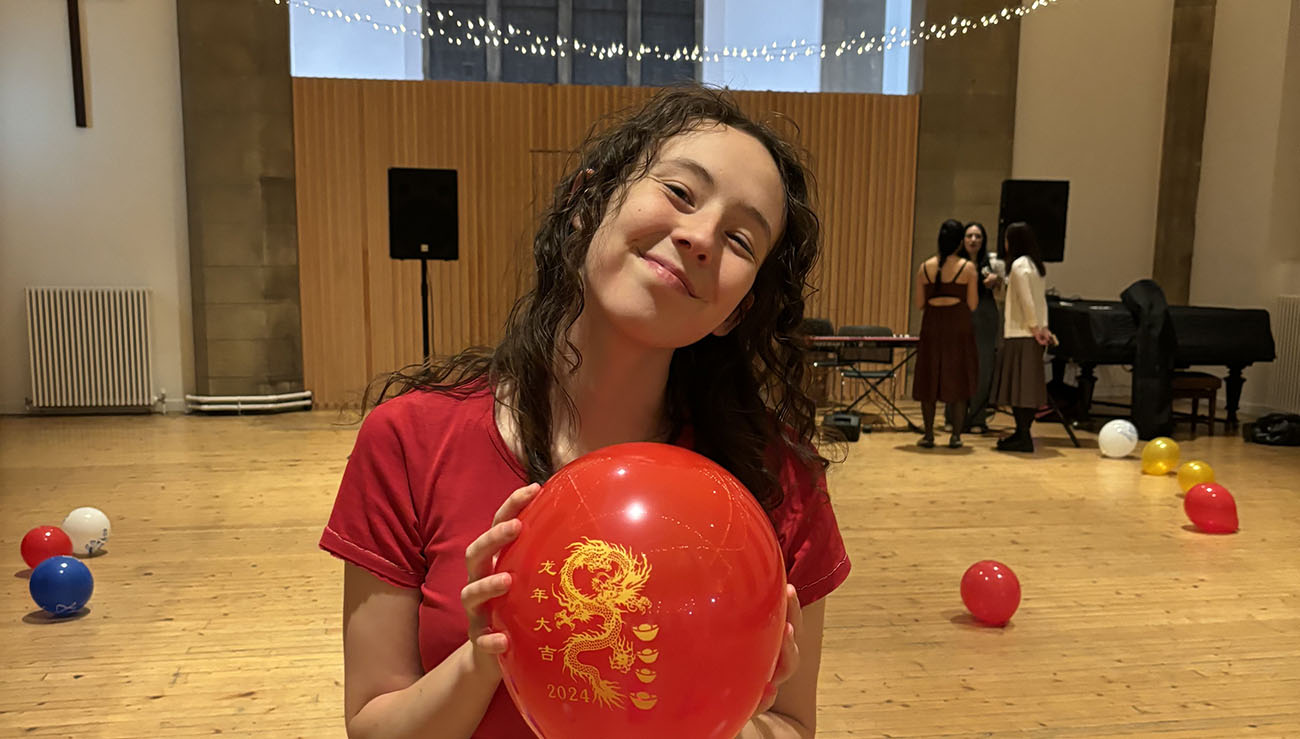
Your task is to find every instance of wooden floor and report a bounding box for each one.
[2,408,1298,737]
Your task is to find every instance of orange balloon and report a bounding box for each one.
[492,443,786,739]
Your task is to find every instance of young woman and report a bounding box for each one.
[912,219,979,448]
[320,86,851,739]
[944,222,1002,434]
[991,221,1051,453]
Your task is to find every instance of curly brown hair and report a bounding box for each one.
[368,84,828,511]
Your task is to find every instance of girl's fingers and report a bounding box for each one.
[785,585,803,633]
[772,622,800,685]
[461,571,512,612]
[474,631,509,655]
[752,681,779,718]
[462,483,542,657]
[464,519,522,580]
[769,586,802,684]
[492,483,542,526]
[463,573,512,654]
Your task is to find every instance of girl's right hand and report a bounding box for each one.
[461,482,542,662]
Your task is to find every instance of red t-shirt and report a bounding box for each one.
[320,384,851,738]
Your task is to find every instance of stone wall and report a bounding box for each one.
[176,0,302,396]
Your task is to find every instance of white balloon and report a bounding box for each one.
[1098,419,1139,458]
[62,507,111,555]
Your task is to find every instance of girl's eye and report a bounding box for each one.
[666,184,691,204]
[729,234,753,255]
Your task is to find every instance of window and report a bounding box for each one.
[426,1,489,81]
[642,0,696,86]
[502,0,559,83]
[573,0,627,86]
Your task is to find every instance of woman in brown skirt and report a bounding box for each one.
[912,219,979,448]
[992,222,1051,452]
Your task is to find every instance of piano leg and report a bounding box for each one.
[1077,363,1097,420]
[1224,366,1246,430]
[1052,357,1067,385]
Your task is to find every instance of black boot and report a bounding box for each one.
[918,401,936,448]
[996,407,1035,452]
[947,401,967,448]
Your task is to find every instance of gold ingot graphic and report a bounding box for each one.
[637,648,659,664]
[629,691,658,710]
[631,624,659,641]
[635,668,657,684]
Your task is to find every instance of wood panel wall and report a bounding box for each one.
[293,79,919,408]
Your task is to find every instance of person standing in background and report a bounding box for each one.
[912,219,979,449]
[991,222,1050,453]
[945,222,1002,434]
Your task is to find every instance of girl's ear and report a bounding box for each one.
[567,168,596,201]
[712,293,756,337]
[568,168,596,230]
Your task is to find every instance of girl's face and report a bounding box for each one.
[963,225,984,257]
[582,125,786,349]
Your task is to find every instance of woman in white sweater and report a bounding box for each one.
[991,222,1050,452]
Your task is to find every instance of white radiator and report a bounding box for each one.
[1271,295,1300,414]
[25,287,155,410]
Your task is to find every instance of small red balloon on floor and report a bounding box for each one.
[961,560,1021,626]
[1184,483,1238,533]
[21,526,74,569]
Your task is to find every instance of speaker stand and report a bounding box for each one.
[420,257,432,361]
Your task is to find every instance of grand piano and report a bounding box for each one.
[1047,297,1276,426]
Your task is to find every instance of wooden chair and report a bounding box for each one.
[1172,371,1222,437]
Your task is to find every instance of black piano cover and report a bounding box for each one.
[1048,298,1276,367]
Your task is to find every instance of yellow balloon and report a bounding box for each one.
[1177,460,1215,492]
[1141,437,1180,475]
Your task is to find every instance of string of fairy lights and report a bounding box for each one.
[271,0,1064,64]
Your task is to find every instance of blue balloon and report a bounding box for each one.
[29,555,94,617]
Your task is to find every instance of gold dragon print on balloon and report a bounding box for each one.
[552,538,659,709]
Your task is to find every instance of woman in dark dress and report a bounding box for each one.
[912,219,979,448]
[945,222,1003,434]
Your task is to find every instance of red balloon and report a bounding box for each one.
[1185,483,1238,533]
[21,526,73,569]
[960,560,1021,626]
[492,443,786,739]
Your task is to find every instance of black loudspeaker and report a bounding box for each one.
[388,167,459,261]
[821,411,864,442]
[998,179,1069,263]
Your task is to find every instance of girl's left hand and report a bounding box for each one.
[752,584,802,718]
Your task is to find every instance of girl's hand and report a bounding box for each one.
[752,584,802,718]
[461,483,542,663]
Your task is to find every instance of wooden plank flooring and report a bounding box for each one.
[2,410,1297,737]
